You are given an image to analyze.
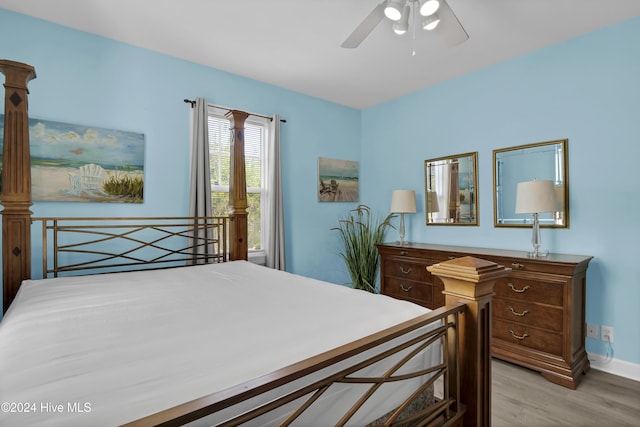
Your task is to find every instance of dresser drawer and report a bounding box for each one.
[383,259,430,282]
[493,319,563,356]
[494,277,563,306]
[493,297,563,332]
[501,259,581,276]
[379,246,430,260]
[430,252,463,263]
[383,277,432,305]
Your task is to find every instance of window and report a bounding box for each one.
[207,107,268,258]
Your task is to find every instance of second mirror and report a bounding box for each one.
[424,152,478,225]
[493,139,568,228]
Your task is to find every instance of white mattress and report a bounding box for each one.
[0,261,436,426]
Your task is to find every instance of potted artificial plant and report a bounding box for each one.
[332,204,395,293]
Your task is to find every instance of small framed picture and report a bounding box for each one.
[317,157,359,202]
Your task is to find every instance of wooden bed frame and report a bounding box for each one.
[1,60,507,426]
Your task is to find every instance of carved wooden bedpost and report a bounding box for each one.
[225,110,249,261]
[428,256,509,427]
[0,60,36,313]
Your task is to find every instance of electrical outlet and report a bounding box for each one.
[601,325,614,343]
[586,323,598,339]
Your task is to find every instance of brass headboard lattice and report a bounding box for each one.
[33,217,228,278]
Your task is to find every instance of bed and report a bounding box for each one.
[1,260,444,426]
[0,59,502,426]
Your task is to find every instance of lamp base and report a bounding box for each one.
[397,213,407,246]
[527,249,549,258]
[527,213,549,258]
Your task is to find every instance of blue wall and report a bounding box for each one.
[0,8,360,294]
[1,9,638,367]
[362,17,640,366]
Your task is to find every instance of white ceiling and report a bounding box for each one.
[1,0,639,109]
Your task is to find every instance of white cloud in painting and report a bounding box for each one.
[27,118,144,169]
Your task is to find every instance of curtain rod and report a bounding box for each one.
[183,99,286,123]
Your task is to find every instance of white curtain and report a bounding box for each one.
[436,163,450,223]
[265,114,286,270]
[188,98,214,263]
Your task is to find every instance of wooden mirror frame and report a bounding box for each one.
[493,139,569,228]
[424,152,478,226]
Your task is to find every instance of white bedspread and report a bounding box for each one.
[0,261,434,426]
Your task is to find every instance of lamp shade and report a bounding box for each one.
[515,180,558,214]
[384,0,404,21]
[390,190,417,214]
[422,13,440,30]
[426,191,440,213]
[420,0,440,16]
[392,5,411,34]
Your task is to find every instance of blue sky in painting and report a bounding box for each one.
[318,157,359,180]
[0,116,144,170]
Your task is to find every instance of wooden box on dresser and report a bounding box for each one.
[377,242,593,389]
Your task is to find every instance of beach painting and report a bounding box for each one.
[0,116,144,203]
[318,157,359,202]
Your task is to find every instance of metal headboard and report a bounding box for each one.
[33,216,228,278]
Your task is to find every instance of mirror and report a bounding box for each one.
[493,139,568,228]
[424,152,478,225]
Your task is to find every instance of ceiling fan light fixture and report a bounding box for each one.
[392,5,410,34]
[419,0,440,17]
[384,0,405,21]
[341,0,467,50]
[392,23,407,35]
[422,13,440,30]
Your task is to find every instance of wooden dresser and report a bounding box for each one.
[376,242,593,389]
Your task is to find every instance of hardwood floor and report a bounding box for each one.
[492,359,640,426]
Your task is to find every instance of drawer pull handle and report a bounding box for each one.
[399,266,412,275]
[507,306,530,317]
[507,283,530,293]
[400,251,408,256]
[511,262,525,269]
[508,329,529,340]
[400,284,412,292]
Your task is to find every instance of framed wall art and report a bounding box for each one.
[317,157,359,202]
[0,116,145,203]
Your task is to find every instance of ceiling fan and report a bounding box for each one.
[341,0,468,49]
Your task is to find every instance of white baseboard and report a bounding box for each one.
[588,352,640,382]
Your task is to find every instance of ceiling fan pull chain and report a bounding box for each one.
[412,0,417,56]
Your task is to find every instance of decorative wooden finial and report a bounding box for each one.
[428,256,510,427]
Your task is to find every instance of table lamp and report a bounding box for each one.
[390,189,416,245]
[515,179,558,257]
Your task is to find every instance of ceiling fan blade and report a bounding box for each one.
[341,2,386,48]
[438,0,469,47]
